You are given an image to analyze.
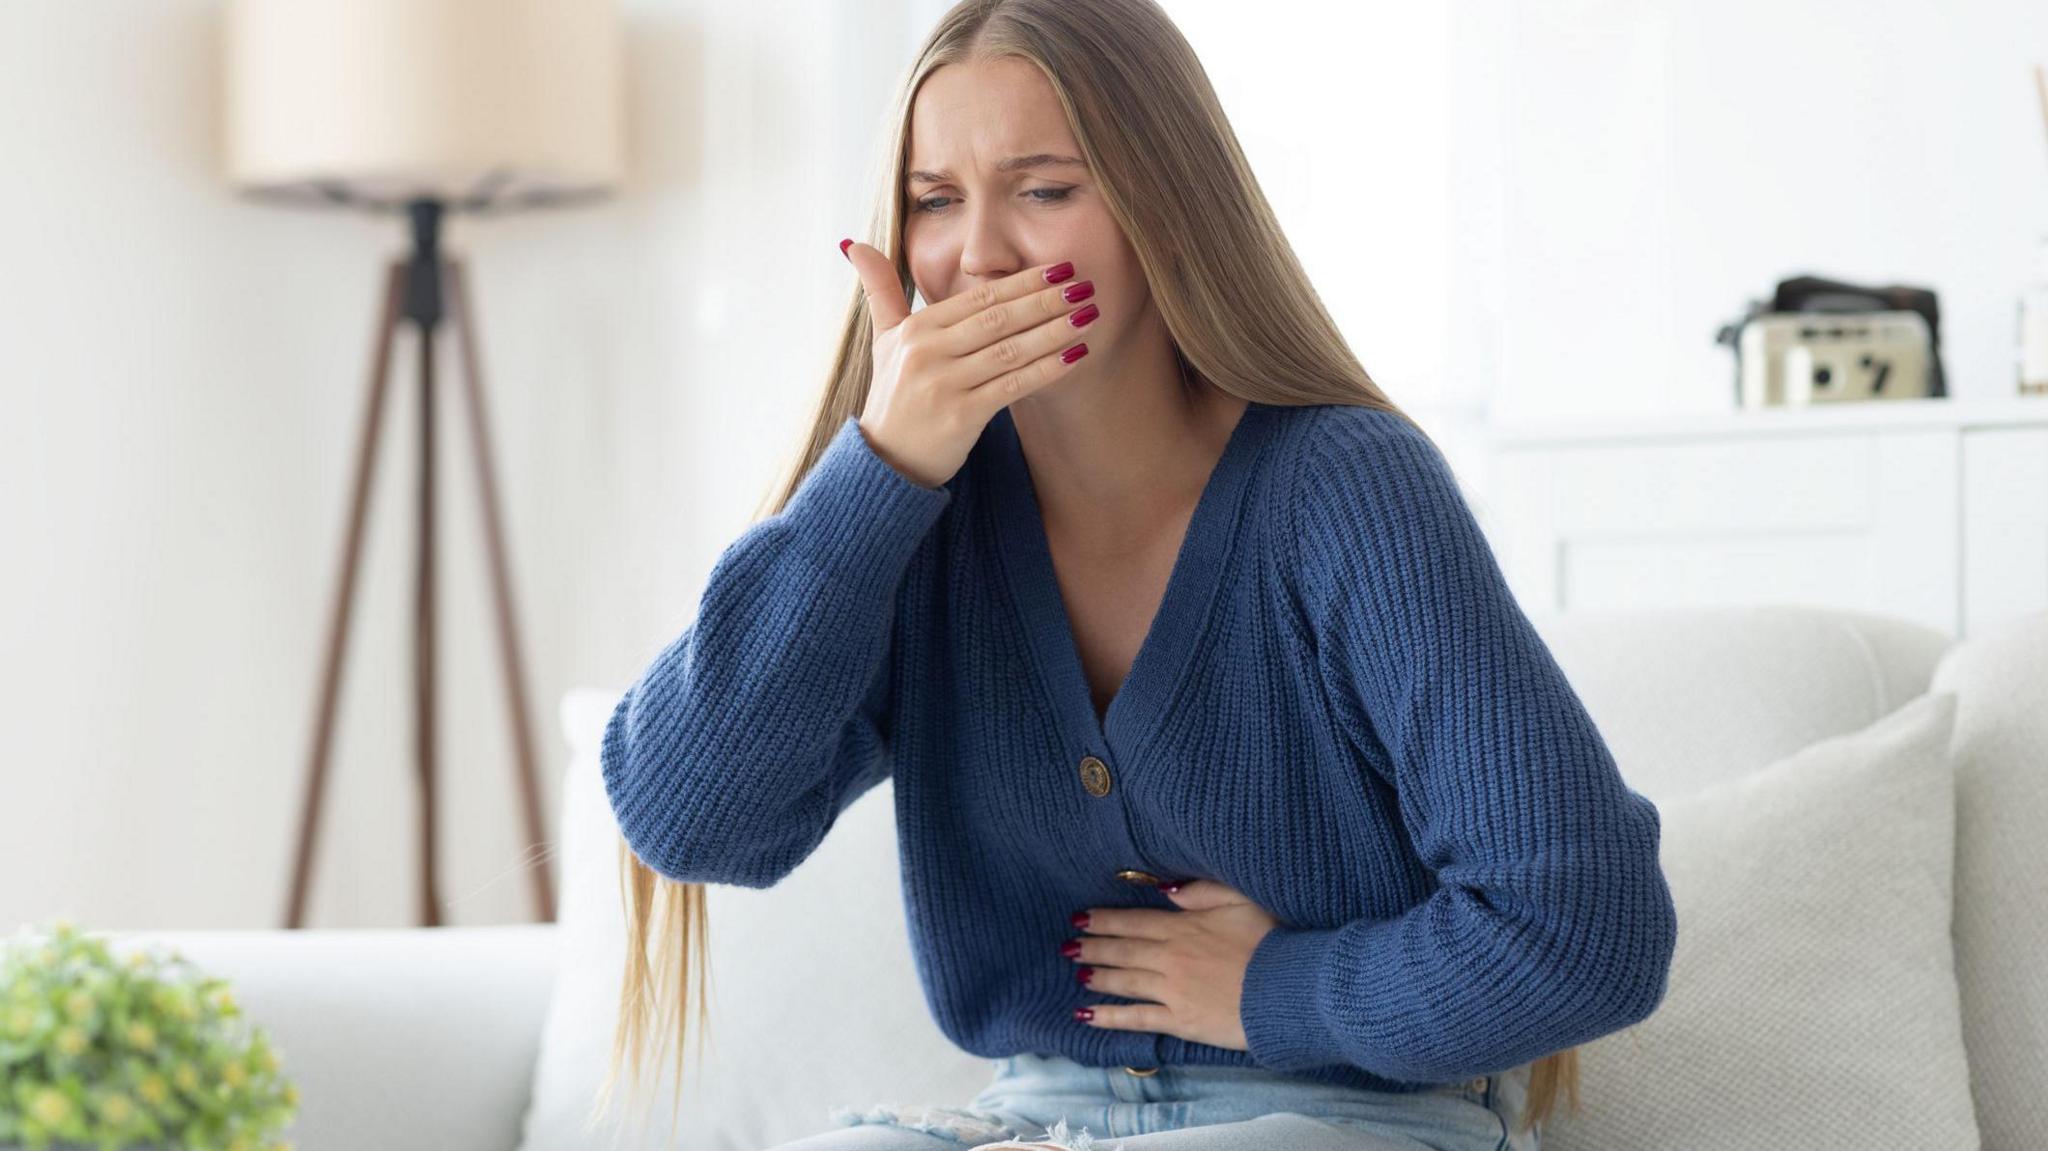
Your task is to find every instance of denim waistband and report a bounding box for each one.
[984,1051,1497,1107]
[954,1053,1538,1148]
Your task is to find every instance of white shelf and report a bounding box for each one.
[1480,397,2048,640]
[1484,395,2048,448]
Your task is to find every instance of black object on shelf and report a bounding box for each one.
[1715,274,1947,404]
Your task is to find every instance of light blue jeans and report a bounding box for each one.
[772,1053,1541,1150]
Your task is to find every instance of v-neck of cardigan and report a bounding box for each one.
[988,399,1278,763]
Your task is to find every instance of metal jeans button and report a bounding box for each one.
[1469,1075,1489,1094]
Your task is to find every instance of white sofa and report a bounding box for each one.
[98,604,2047,1150]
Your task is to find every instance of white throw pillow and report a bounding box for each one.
[1930,610,2048,1151]
[517,689,997,1151]
[1543,691,1979,1149]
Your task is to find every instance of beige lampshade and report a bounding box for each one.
[222,0,625,209]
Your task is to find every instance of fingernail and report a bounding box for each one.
[840,238,853,260]
[1059,939,1082,958]
[1070,911,1090,928]
[1074,1008,1094,1021]
[1158,881,1182,893]
[1060,343,1089,365]
[1061,280,1094,303]
[1075,967,1094,985]
[1044,261,1075,284]
[1069,304,1098,328]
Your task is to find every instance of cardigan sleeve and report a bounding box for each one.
[1237,407,1678,1083]
[600,416,951,889]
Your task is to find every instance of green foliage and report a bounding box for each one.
[0,920,299,1151]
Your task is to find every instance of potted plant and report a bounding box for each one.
[0,920,298,1151]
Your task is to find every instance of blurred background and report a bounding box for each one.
[3,0,2044,937]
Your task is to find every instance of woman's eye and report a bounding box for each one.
[913,187,1073,214]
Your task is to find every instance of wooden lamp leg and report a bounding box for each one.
[413,253,443,926]
[285,263,406,929]
[446,258,557,924]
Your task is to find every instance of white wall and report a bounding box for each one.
[1165,2,1453,418]
[1458,0,2048,423]
[4,0,2041,932]
[0,0,941,932]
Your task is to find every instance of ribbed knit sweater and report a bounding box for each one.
[601,398,1679,1092]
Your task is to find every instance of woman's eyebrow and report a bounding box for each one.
[905,153,1086,186]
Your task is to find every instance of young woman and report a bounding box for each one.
[596,1,1679,1148]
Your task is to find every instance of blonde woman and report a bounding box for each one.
[598,1,1679,1148]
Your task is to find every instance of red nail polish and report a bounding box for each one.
[1074,1007,1094,1021]
[1070,911,1090,928]
[1159,881,1182,894]
[1075,967,1094,984]
[1062,280,1094,303]
[1060,939,1083,958]
[1069,304,1098,328]
[1060,343,1089,365]
[1044,261,1075,283]
[840,238,853,260]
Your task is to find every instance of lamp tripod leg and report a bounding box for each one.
[446,258,557,923]
[414,270,443,926]
[285,262,406,929]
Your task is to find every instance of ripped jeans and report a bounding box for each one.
[769,1053,1541,1151]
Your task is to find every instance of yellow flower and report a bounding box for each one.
[54,1024,90,1056]
[63,989,95,1020]
[281,1082,300,1107]
[28,1086,72,1125]
[125,1020,157,1050]
[126,951,151,970]
[227,1135,255,1151]
[5,1003,35,1037]
[222,1059,249,1089]
[173,1062,201,1092]
[210,987,238,1014]
[137,1073,170,1106]
[97,1091,136,1125]
[256,1046,280,1074]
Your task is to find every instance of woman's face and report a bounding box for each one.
[902,58,1152,372]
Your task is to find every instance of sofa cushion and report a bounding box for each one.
[519,689,991,1151]
[1930,610,2048,1151]
[1543,691,1977,1150]
[100,924,557,1151]
[1530,605,1953,801]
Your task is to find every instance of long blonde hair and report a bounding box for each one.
[594,0,1577,1142]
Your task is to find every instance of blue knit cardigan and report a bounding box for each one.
[601,399,1678,1091]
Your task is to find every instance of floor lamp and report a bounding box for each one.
[221,0,627,928]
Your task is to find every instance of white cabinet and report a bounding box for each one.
[1482,397,2048,639]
